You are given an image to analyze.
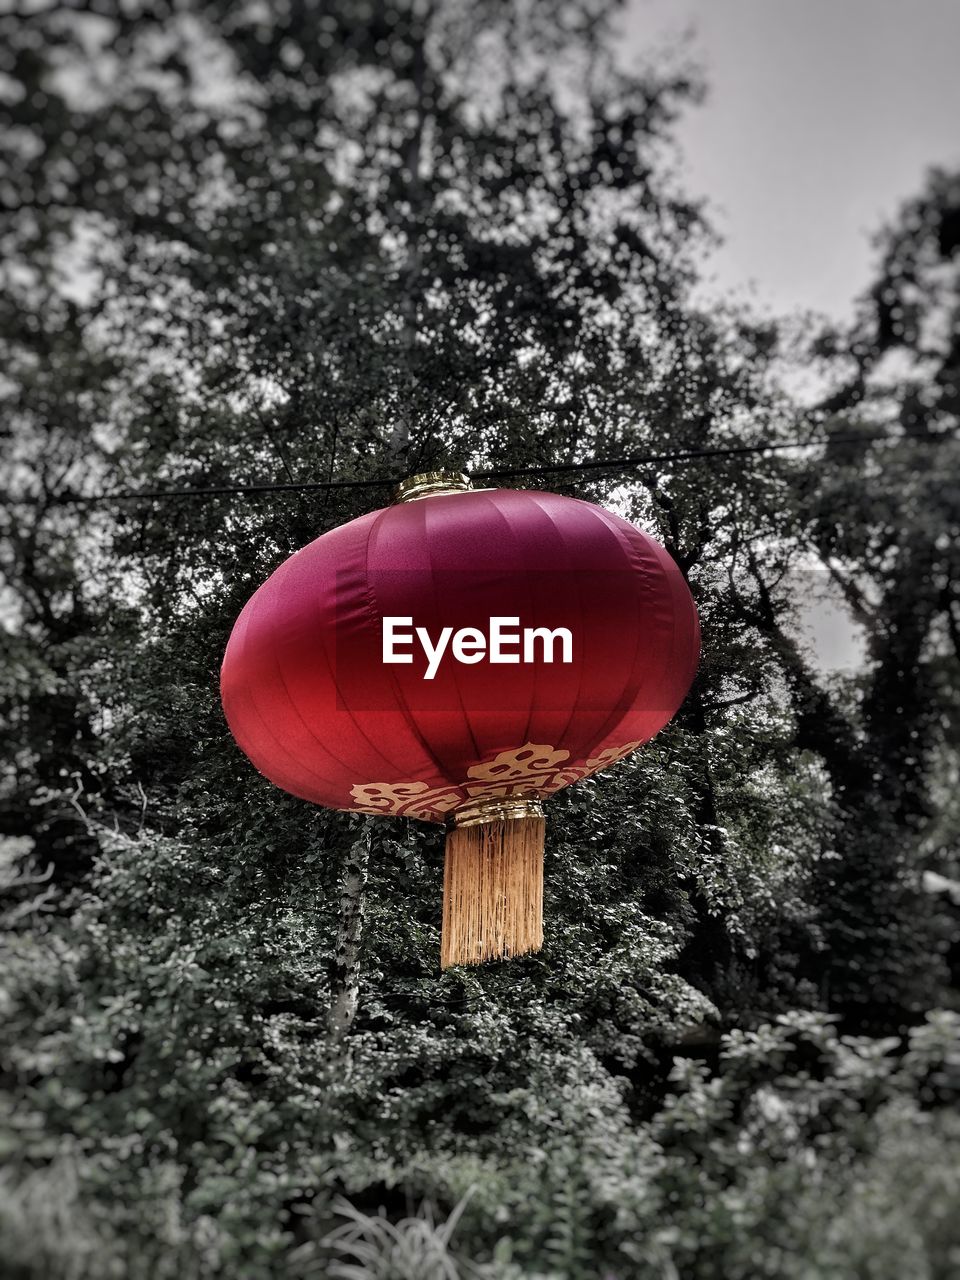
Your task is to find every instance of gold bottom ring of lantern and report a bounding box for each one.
[441,795,546,969]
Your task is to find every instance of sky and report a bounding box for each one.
[623,0,960,325]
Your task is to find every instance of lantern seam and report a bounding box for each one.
[573,500,683,761]
[268,627,387,789]
[473,489,539,761]
[422,494,484,765]
[223,597,361,798]
[311,574,428,783]
[573,501,664,759]
[359,503,467,802]
[521,490,592,760]
[234,692,342,802]
[600,510,696,753]
[222,682,323,802]
[267,532,413,786]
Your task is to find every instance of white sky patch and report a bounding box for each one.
[796,576,867,674]
[624,0,960,324]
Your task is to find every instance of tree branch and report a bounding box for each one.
[327,822,372,1046]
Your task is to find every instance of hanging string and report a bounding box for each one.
[22,425,959,508]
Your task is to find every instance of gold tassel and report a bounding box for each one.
[441,797,545,968]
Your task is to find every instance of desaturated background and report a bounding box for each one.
[2,3,960,1279]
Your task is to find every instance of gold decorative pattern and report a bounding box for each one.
[348,781,463,820]
[348,738,644,822]
[464,743,570,797]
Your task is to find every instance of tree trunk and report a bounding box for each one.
[675,681,738,1004]
[327,822,372,1044]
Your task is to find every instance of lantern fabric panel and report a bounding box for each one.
[222,511,449,803]
[221,489,698,817]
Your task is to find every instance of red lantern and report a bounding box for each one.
[221,472,699,967]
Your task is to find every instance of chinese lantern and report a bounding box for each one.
[220,472,699,968]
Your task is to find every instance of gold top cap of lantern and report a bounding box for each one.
[394,471,473,503]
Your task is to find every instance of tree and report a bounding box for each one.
[2,3,957,1276]
[734,166,960,1024]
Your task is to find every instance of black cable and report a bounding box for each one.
[39,425,959,507]
[475,430,955,479]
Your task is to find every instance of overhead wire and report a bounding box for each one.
[41,425,958,507]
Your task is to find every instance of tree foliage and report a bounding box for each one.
[1,2,958,1276]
